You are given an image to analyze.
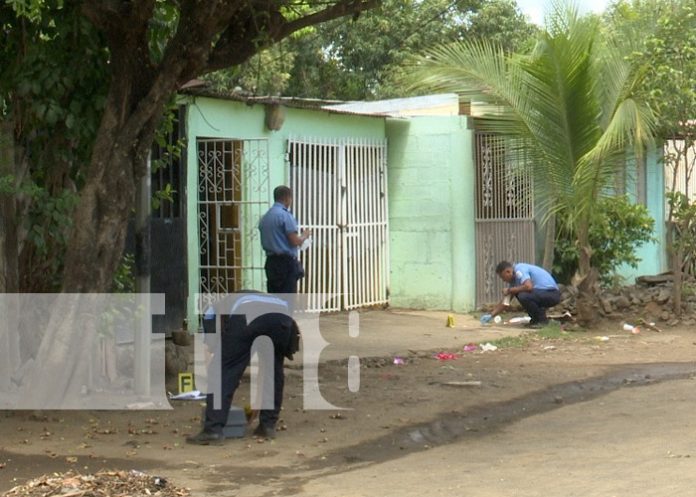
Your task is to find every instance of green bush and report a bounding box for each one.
[553,196,655,285]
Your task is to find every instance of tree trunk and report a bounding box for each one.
[542,213,556,271]
[0,118,19,294]
[61,96,161,292]
[674,243,683,316]
[574,221,599,327]
[0,118,18,393]
[22,71,167,404]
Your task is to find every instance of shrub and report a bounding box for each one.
[553,196,655,285]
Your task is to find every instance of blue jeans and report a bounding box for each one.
[516,289,561,324]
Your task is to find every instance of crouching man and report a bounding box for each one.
[187,293,300,445]
[481,260,560,329]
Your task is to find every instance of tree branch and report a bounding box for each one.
[82,0,156,35]
[205,0,380,73]
[275,0,379,40]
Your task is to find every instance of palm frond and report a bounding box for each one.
[410,1,656,246]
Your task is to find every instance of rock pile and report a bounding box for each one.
[552,273,696,327]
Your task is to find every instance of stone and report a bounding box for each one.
[642,301,662,320]
[636,273,674,286]
[655,288,672,304]
[600,298,613,314]
[612,295,631,310]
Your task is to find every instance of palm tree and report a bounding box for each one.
[411,3,655,324]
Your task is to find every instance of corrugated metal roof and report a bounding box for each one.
[179,86,390,117]
[179,85,457,119]
[323,93,460,117]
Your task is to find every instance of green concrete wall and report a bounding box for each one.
[184,96,386,330]
[617,144,667,281]
[386,116,476,311]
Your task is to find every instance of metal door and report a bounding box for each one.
[289,136,389,311]
[475,132,535,306]
[197,138,270,304]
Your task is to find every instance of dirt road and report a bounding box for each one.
[1,322,695,496]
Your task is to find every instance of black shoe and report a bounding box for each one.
[252,424,277,439]
[526,321,548,330]
[186,430,224,445]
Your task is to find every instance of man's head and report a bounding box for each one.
[495,260,515,283]
[273,185,293,207]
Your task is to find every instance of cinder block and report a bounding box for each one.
[201,405,247,438]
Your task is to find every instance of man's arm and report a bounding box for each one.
[489,301,507,318]
[287,229,311,247]
[504,279,533,296]
[283,212,311,247]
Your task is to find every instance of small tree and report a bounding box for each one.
[553,196,655,285]
[612,0,696,314]
[410,3,655,325]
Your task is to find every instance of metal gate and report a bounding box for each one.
[288,136,389,311]
[197,138,270,302]
[475,132,535,306]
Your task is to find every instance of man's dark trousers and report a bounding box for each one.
[203,313,292,434]
[517,289,561,324]
[265,254,300,294]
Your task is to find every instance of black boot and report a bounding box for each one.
[186,430,225,445]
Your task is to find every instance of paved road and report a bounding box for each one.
[293,377,696,497]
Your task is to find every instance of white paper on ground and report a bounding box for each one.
[168,390,206,400]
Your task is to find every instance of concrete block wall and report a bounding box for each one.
[386,116,476,311]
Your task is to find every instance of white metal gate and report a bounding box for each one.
[288,136,389,311]
[475,132,535,306]
[197,138,270,302]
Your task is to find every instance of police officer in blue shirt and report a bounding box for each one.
[258,186,310,294]
[481,260,561,328]
[186,292,300,445]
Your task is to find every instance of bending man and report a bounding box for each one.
[187,292,300,445]
[481,261,560,328]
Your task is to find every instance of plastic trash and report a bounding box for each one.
[594,336,610,342]
[623,323,641,334]
[434,352,459,361]
[463,344,478,352]
[446,314,455,328]
[493,315,502,324]
[393,356,405,365]
[480,343,498,352]
[508,316,531,324]
[480,314,493,324]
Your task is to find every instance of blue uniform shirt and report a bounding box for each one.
[203,293,290,326]
[258,202,299,257]
[512,263,558,290]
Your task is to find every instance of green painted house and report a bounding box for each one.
[150,90,668,333]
